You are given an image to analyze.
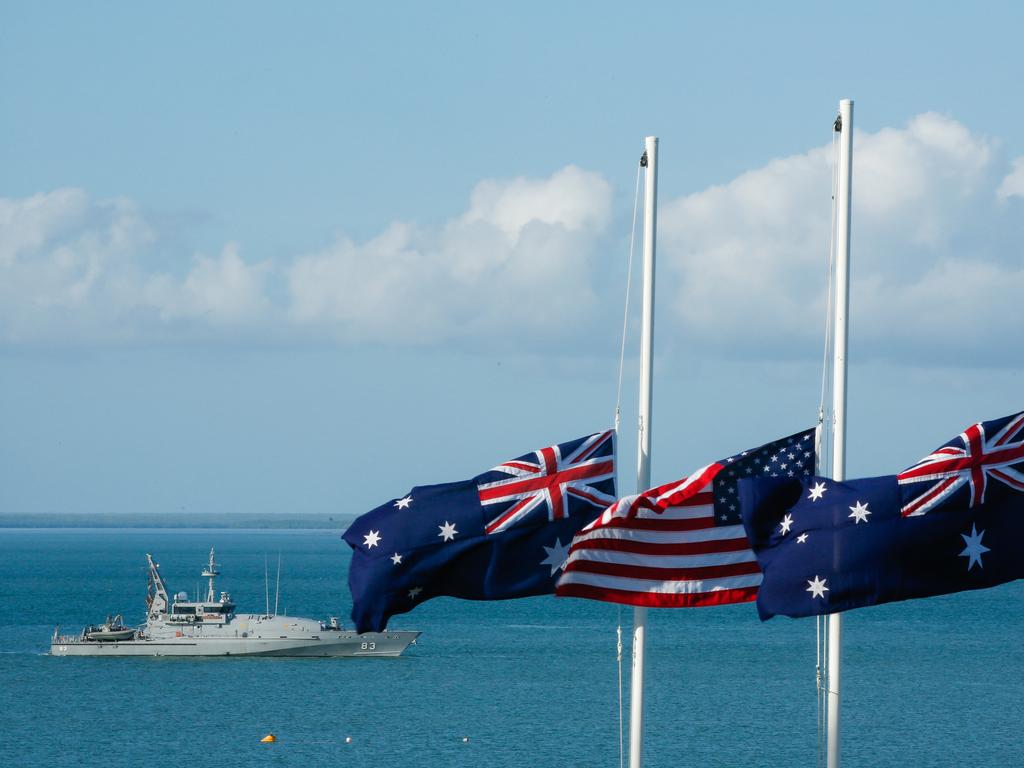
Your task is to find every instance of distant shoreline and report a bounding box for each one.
[0,513,355,530]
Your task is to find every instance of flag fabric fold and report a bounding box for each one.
[741,411,1024,620]
[343,430,615,632]
[555,428,816,607]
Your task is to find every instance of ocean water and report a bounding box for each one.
[1,528,1021,768]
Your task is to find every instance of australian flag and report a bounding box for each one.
[343,430,616,632]
[740,412,1024,619]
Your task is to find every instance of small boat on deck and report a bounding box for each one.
[83,615,136,642]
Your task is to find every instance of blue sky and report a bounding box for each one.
[2,2,1022,516]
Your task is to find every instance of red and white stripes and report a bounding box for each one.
[556,465,761,607]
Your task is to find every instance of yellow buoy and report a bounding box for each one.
[260,734,277,743]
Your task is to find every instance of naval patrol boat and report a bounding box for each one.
[51,548,418,657]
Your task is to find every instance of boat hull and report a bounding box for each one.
[84,630,136,642]
[50,630,419,657]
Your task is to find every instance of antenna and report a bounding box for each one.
[264,556,270,616]
[274,553,281,617]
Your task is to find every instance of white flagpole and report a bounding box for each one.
[828,98,854,768]
[630,135,658,768]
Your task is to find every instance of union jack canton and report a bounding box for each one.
[897,411,1024,517]
[478,430,617,534]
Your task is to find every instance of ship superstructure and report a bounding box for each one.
[52,548,418,657]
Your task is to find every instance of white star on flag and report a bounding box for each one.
[806,575,829,599]
[408,586,423,600]
[395,495,413,509]
[363,530,381,548]
[848,501,871,524]
[438,521,458,541]
[390,552,403,565]
[796,533,809,544]
[808,482,827,502]
[779,514,794,535]
[540,537,572,576]
[959,524,990,570]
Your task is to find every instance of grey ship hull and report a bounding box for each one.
[52,550,418,658]
[51,630,418,657]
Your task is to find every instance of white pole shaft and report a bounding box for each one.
[630,135,658,768]
[828,98,854,768]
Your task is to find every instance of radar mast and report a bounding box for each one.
[201,547,220,603]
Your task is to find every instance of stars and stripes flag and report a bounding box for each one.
[343,430,616,632]
[555,428,816,607]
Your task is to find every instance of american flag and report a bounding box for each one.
[897,411,1024,517]
[555,429,816,607]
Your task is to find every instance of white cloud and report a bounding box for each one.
[997,156,1024,201]
[0,189,270,342]
[659,112,1016,361]
[0,190,153,341]
[854,113,992,246]
[459,165,611,236]
[0,188,91,267]
[0,121,1019,364]
[287,165,612,343]
[0,167,612,345]
[141,244,272,326]
[858,259,1024,355]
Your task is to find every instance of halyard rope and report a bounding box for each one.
[614,159,644,434]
